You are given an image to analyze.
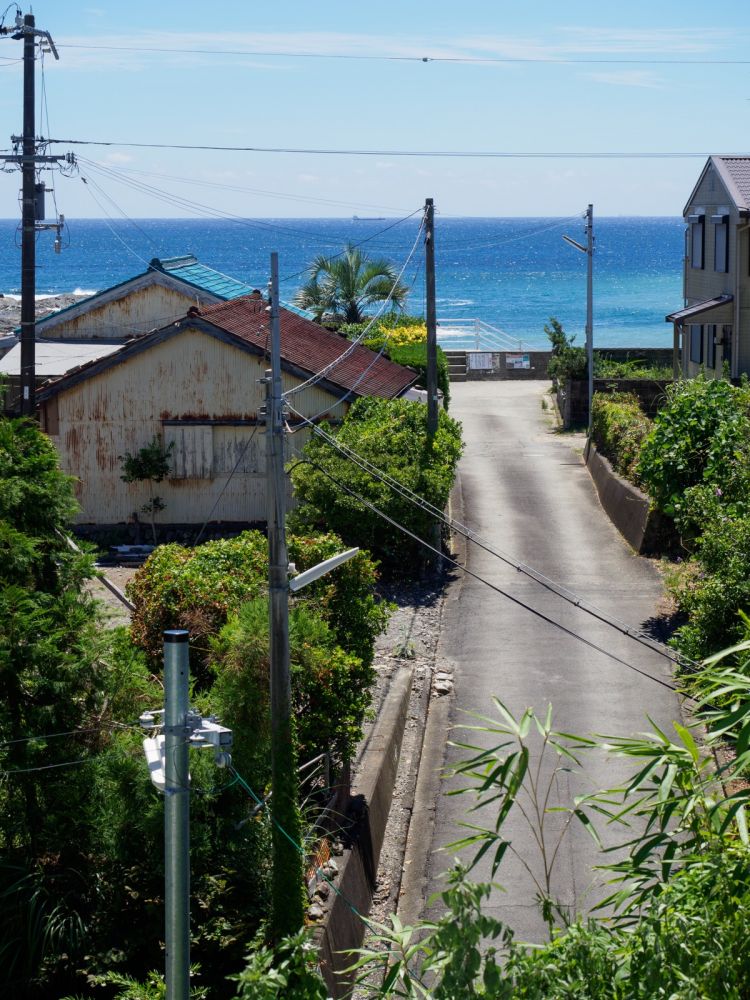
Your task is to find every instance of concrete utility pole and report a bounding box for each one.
[563,204,595,432]
[425,198,438,436]
[163,630,190,1000]
[264,252,305,940]
[1,10,67,417]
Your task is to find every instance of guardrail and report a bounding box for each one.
[436,318,541,352]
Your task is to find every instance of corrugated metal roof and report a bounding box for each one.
[148,256,256,300]
[0,340,122,376]
[200,296,417,399]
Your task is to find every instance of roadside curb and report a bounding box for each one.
[315,665,414,998]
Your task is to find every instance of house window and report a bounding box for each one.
[689,325,704,364]
[164,424,213,479]
[706,325,717,369]
[689,215,705,269]
[713,215,729,273]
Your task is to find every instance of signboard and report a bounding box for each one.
[467,352,494,370]
[506,354,531,370]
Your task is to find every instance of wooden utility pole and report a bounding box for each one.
[265,253,304,940]
[425,198,438,436]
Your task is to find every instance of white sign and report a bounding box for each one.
[468,352,494,370]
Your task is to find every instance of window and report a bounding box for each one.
[163,424,213,479]
[706,325,717,369]
[713,215,729,273]
[690,325,704,364]
[689,214,705,269]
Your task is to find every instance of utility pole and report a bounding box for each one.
[425,198,438,436]
[20,12,36,417]
[265,252,305,940]
[163,630,190,1000]
[562,204,595,433]
[585,203,594,435]
[140,637,232,1000]
[424,199,442,569]
[1,10,68,417]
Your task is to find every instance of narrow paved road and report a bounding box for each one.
[421,380,682,942]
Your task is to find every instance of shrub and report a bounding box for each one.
[637,374,750,516]
[289,397,463,570]
[545,317,587,387]
[590,392,652,484]
[593,355,673,380]
[387,341,451,410]
[127,530,390,674]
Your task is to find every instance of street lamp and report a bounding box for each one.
[563,204,594,433]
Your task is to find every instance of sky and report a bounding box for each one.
[0,1,748,219]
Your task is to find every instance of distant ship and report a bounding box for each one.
[352,215,386,221]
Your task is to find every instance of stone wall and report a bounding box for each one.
[560,377,673,427]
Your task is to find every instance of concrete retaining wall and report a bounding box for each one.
[315,666,413,998]
[584,440,676,554]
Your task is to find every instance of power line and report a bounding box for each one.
[282,213,427,401]
[53,42,750,67]
[51,138,728,159]
[288,418,697,673]
[289,456,681,695]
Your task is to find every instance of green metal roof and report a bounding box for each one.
[148,255,255,300]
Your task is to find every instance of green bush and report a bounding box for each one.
[590,392,652,484]
[289,397,463,570]
[637,374,750,516]
[210,598,373,773]
[126,530,390,674]
[593,355,673,380]
[545,317,587,387]
[387,341,451,411]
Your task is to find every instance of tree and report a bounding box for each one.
[293,244,409,324]
[119,436,174,544]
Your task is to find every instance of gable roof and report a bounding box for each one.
[148,255,255,300]
[33,254,315,335]
[37,296,417,403]
[684,155,750,215]
[199,297,417,399]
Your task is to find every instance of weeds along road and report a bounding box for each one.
[414,380,682,943]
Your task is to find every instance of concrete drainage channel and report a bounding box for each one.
[311,593,452,998]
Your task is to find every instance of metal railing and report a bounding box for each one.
[436,317,540,352]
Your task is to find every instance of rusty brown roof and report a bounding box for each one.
[199,296,417,399]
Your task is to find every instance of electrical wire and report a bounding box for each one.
[79,175,155,268]
[51,138,721,159]
[54,41,750,67]
[291,417,698,673]
[282,213,426,401]
[287,455,682,695]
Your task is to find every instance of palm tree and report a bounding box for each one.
[293,243,409,324]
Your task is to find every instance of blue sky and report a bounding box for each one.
[0,1,748,218]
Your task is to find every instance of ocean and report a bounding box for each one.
[0,216,684,349]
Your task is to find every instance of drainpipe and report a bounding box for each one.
[672,321,680,380]
[735,220,750,378]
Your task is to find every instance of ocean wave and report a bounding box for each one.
[1,289,97,302]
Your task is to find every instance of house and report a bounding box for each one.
[2,255,312,412]
[36,295,418,529]
[667,156,750,378]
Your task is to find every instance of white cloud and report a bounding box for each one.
[103,152,134,164]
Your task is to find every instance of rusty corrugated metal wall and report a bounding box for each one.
[42,285,193,341]
[49,327,346,525]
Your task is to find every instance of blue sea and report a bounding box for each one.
[0,216,684,349]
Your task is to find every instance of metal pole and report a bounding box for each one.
[20,13,36,417]
[163,629,190,1000]
[585,204,594,434]
[425,199,438,436]
[266,253,304,940]
[475,319,480,352]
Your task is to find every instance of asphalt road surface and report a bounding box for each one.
[422,380,683,942]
